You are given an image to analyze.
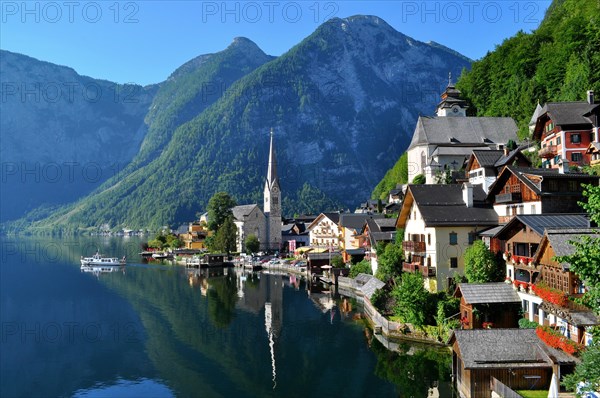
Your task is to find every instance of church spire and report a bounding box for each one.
[266,128,278,189]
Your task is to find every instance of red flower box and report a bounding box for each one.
[536,326,582,355]
[532,284,568,307]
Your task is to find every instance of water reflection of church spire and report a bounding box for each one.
[264,275,282,389]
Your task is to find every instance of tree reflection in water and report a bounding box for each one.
[368,335,453,398]
[207,269,239,328]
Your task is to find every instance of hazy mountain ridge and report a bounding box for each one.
[6,15,472,232]
[0,50,157,221]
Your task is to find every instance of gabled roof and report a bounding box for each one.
[493,146,532,168]
[532,101,600,140]
[408,116,518,150]
[369,231,396,247]
[487,166,599,198]
[339,213,383,231]
[456,283,521,304]
[494,214,590,240]
[528,102,544,126]
[397,185,497,228]
[232,204,261,221]
[532,228,600,268]
[449,329,577,369]
[586,142,600,154]
[306,212,340,230]
[470,149,504,168]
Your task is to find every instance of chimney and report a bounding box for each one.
[462,182,473,208]
[503,146,510,157]
[558,158,570,174]
[587,90,594,104]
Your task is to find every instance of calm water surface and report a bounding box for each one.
[1,237,452,397]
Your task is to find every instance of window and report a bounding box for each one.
[556,136,562,145]
[530,204,536,214]
[450,257,458,268]
[506,206,510,216]
[427,234,431,245]
[468,233,474,245]
[571,133,581,144]
[571,152,582,162]
[449,232,458,245]
[508,269,512,279]
[421,151,426,171]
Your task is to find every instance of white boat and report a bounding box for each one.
[81,251,126,266]
[152,252,172,259]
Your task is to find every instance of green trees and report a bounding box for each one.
[412,174,426,184]
[392,272,430,327]
[463,240,501,283]
[372,153,409,200]
[207,192,237,231]
[456,0,600,138]
[207,192,237,253]
[244,234,260,254]
[350,260,372,278]
[148,233,183,249]
[212,216,237,254]
[375,243,404,282]
[330,255,345,268]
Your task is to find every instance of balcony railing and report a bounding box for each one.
[402,262,419,273]
[538,145,557,159]
[421,266,436,277]
[402,241,426,252]
[495,192,522,204]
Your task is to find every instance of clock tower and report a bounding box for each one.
[264,129,282,251]
[435,73,468,117]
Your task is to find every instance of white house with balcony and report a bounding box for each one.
[306,213,341,251]
[396,183,498,292]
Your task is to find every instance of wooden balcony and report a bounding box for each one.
[495,192,522,204]
[402,262,419,273]
[539,145,557,159]
[402,241,426,252]
[420,266,436,277]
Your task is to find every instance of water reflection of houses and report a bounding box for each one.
[187,267,227,296]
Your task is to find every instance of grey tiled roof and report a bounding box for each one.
[339,213,383,231]
[374,218,397,230]
[232,204,260,221]
[529,102,544,126]
[458,283,521,304]
[543,102,598,126]
[408,116,518,150]
[472,150,503,167]
[360,277,385,300]
[545,229,599,259]
[408,185,497,226]
[452,329,553,369]
[494,214,590,239]
[570,311,600,327]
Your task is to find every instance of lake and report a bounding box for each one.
[0,236,452,397]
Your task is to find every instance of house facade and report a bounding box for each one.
[455,283,521,330]
[407,81,518,184]
[307,213,341,250]
[396,184,498,292]
[486,165,598,224]
[181,221,210,250]
[532,90,599,168]
[465,148,531,193]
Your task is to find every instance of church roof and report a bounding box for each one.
[232,204,261,221]
[408,116,518,150]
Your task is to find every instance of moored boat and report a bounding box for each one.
[81,251,126,266]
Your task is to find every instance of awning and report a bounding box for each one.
[295,247,313,253]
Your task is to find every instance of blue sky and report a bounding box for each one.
[1,1,551,85]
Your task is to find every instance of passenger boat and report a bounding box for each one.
[81,251,126,266]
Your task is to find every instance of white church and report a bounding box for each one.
[232,130,282,253]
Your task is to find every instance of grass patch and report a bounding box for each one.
[517,390,548,398]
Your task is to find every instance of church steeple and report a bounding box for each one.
[436,73,468,117]
[264,129,281,251]
[265,128,279,191]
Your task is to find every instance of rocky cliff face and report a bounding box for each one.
[9,15,472,231]
[0,50,156,221]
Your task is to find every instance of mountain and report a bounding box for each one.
[14,15,472,233]
[0,50,157,221]
[456,0,600,138]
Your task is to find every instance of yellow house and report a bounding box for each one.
[181,222,211,250]
[396,184,498,292]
